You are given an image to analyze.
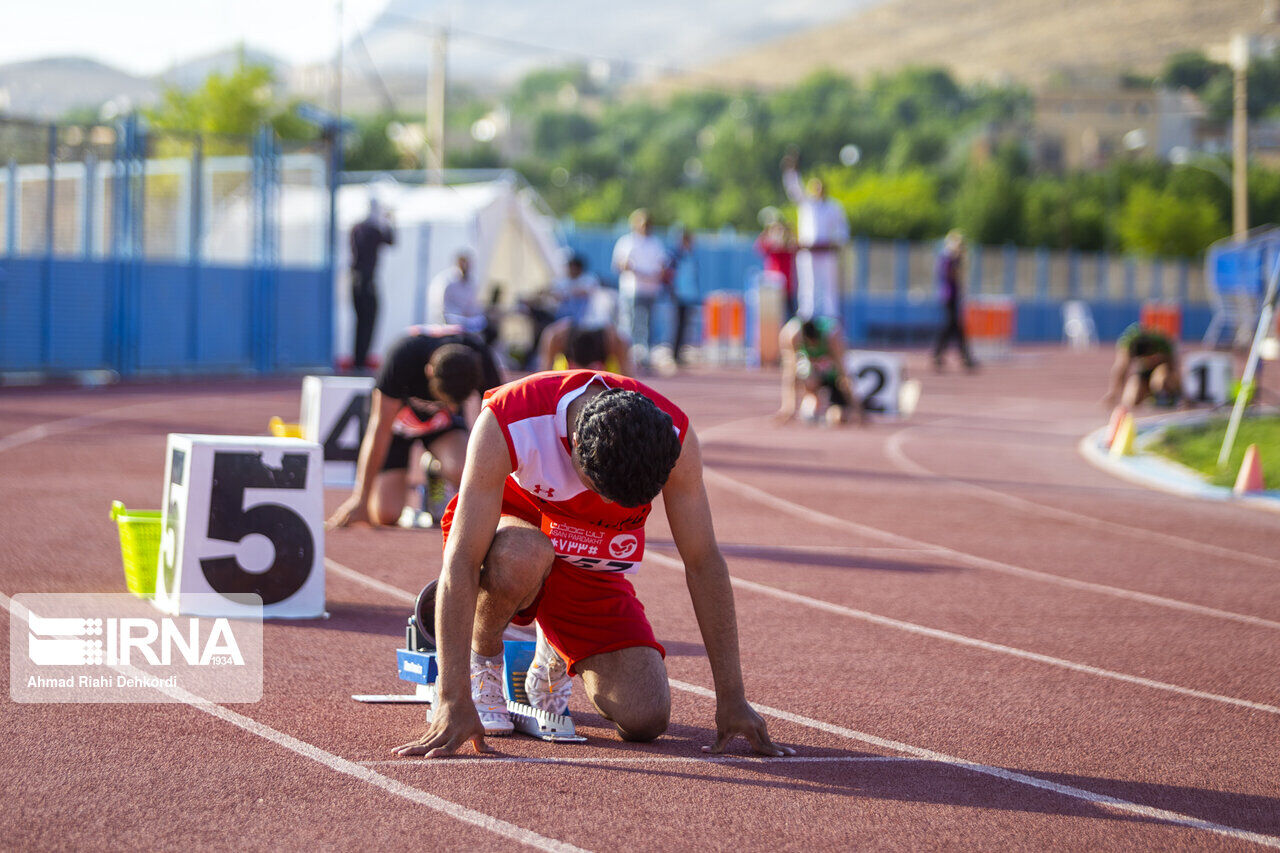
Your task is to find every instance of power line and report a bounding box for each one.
[351,24,400,114]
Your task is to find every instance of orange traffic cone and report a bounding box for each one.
[1234,444,1265,494]
[1109,414,1136,457]
[1104,406,1128,448]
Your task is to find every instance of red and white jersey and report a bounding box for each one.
[483,370,689,573]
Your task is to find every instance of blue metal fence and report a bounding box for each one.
[0,115,337,378]
[562,223,1214,346]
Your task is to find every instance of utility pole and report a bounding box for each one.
[426,26,447,183]
[333,1,344,125]
[1232,32,1250,242]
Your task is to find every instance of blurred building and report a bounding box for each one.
[1032,84,1205,170]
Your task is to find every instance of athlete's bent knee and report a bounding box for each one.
[614,707,670,743]
[485,527,554,590]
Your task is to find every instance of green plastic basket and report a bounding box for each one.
[110,501,162,598]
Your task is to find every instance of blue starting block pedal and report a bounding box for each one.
[356,618,586,743]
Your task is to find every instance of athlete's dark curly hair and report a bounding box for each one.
[427,344,482,406]
[572,388,681,507]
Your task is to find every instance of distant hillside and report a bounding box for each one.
[678,0,1280,89]
[0,57,155,119]
[353,0,882,81]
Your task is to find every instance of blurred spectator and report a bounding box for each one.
[349,198,395,370]
[427,252,487,337]
[782,153,848,320]
[552,253,604,324]
[755,220,798,318]
[517,254,604,369]
[612,208,667,366]
[932,230,977,372]
[665,228,701,364]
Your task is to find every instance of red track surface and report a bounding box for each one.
[3,350,1279,850]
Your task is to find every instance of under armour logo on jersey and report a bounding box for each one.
[532,484,555,498]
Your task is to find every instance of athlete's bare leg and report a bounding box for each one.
[368,470,409,526]
[470,516,555,658]
[425,429,468,488]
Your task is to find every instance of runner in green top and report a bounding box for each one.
[776,317,863,425]
[1105,322,1181,408]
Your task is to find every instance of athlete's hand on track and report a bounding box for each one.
[703,698,795,757]
[773,408,796,424]
[326,496,370,530]
[392,698,491,758]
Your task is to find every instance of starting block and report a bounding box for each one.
[357,615,586,743]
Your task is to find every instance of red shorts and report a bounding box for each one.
[440,482,665,675]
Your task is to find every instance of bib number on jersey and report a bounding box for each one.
[540,516,644,572]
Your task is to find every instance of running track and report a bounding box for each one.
[2,349,1278,850]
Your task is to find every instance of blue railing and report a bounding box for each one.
[562,223,1214,345]
[0,116,336,378]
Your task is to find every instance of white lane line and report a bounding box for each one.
[883,425,1280,573]
[322,558,1280,847]
[643,550,1280,716]
[669,679,1280,850]
[326,558,417,604]
[700,467,1280,632]
[360,755,913,768]
[0,593,588,853]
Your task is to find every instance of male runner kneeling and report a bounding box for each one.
[328,325,502,528]
[776,317,863,425]
[393,370,791,757]
[538,319,633,374]
[1104,322,1182,410]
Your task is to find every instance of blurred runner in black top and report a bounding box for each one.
[327,325,502,528]
[349,199,396,370]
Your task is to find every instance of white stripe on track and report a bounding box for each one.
[669,679,1280,850]
[699,466,1280,631]
[643,550,1280,716]
[0,593,588,853]
[320,559,1280,848]
[883,424,1280,573]
[326,558,417,604]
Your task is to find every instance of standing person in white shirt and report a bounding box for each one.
[427,252,487,336]
[782,152,849,321]
[611,209,667,367]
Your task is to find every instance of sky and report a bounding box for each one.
[1,0,388,74]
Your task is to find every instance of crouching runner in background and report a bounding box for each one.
[393,370,791,758]
[327,325,503,528]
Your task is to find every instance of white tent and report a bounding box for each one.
[206,174,566,364]
[333,177,565,363]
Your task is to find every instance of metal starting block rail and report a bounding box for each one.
[354,618,586,743]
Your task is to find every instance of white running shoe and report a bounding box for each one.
[471,658,514,736]
[525,624,571,715]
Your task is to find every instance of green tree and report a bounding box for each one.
[1116,185,1228,256]
[343,115,407,172]
[145,63,311,152]
[1022,179,1106,250]
[951,164,1024,245]
[823,168,945,239]
[1160,51,1228,91]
